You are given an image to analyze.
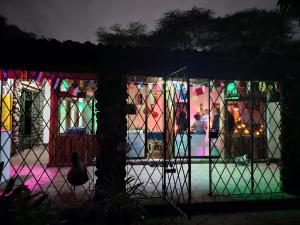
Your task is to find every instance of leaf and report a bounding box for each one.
[4,177,16,194]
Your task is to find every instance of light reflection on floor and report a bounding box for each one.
[1,145,281,203]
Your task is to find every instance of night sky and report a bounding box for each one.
[0,0,277,43]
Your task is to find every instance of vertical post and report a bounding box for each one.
[208,79,212,195]
[186,72,191,218]
[48,88,58,166]
[250,81,254,194]
[144,82,148,158]
[281,78,300,195]
[0,77,3,166]
[163,76,167,199]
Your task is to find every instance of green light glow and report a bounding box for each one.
[227,82,237,93]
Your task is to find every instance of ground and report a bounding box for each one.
[146,209,300,225]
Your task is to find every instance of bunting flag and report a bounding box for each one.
[179,89,187,100]
[51,77,61,90]
[33,72,45,85]
[259,82,266,92]
[86,85,94,97]
[89,80,97,88]
[137,82,143,90]
[150,92,155,105]
[128,81,134,89]
[20,71,28,81]
[69,80,79,96]
[1,69,9,81]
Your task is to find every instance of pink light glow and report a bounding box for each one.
[10,164,57,191]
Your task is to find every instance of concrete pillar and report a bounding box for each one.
[94,74,127,197]
[281,78,300,195]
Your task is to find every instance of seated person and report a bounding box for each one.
[191,113,207,134]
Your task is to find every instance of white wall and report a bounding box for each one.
[42,81,51,144]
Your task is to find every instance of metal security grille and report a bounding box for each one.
[126,75,165,198]
[164,68,191,212]
[208,79,282,195]
[126,68,191,214]
[0,69,97,202]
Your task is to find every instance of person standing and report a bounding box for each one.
[191,113,207,156]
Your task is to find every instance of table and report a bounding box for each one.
[49,134,99,166]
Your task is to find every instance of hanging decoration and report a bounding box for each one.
[179,89,187,100]
[259,82,266,92]
[33,72,45,85]
[149,92,155,105]
[194,84,205,96]
[128,81,135,89]
[137,82,143,90]
[226,81,239,99]
[69,80,79,97]
[86,85,94,97]
[0,69,9,81]
[151,111,159,118]
[51,77,61,90]
[209,80,214,91]
[20,71,28,81]
[89,80,97,88]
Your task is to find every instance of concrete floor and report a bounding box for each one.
[126,162,281,203]
[1,145,281,203]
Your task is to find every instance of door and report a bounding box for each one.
[163,67,191,217]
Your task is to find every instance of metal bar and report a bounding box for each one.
[0,78,3,159]
[163,76,167,199]
[186,70,192,219]
[250,81,254,194]
[144,82,148,158]
[208,79,212,195]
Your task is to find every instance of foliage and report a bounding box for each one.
[210,8,293,54]
[278,0,300,24]
[96,22,149,47]
[0,161,62,225]
[96,7,295,54]
[84,171,146,225]
[151,7,215,50]
[0,15,36,40]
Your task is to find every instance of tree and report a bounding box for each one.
[210,9,293,54]
[96,7,294,54]
[0,15,36,40]
[151,7,215,50]
[278,0,300,24]
[96,22,149,47]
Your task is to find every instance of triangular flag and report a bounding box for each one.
[86,85,94,97]
[1,69,9,81]
[20,71,28,81]
[51,77,61,90]
[69,80,79,96]
[179,89,187,100]
[89,80,97,88]
[33,72,45,85]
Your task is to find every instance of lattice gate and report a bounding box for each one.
[0,69,97,202]
[208,79,282,195]
[126,68,191,216]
